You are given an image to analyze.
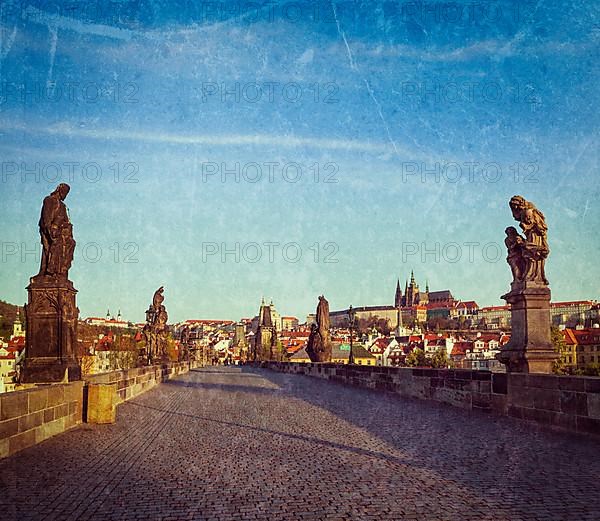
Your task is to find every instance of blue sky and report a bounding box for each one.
[0,0,598,322]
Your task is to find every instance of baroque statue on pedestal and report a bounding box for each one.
[497,195,556,373]
[143,286,169,364]
[22,184,81,383]
[306,295,332,363]
[505,195,549,285]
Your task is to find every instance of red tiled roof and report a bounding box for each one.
[451,341,473,355]
[185,319,235,325]
[281,331,310,338]
[286,344,305,355]
[372,338,392,349]
[424,333,448,340]
[427,338,446,347]
[456,301,479,309]
[551,300,595,307]
[8,337,25,348]
[563,328,577,345]
[476,333,502,342]
[563,328,600,345]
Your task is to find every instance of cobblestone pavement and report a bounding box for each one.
[1,367,599,521]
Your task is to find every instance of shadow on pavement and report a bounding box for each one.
[232,366,600,517]
[163,379,281,396]
[126,400,411,468]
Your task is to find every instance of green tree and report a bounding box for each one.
[551,326,570,374]
[426,317,453,332]
[273,339,286,361]
[357,316,391,336]
[107,332,139,370]
[405,348,427,367]
[430,348,449,369]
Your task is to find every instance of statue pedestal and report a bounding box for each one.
[496,281,558,373]
[306,330,332,363]
[22,275,81,383]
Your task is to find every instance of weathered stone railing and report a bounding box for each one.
[0,361,199,459]
[0,381,83,459]
[85,361,196,405]
[256,362,600,437]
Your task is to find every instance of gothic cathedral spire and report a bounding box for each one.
[395,279,402,308]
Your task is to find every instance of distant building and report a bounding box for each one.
[0,313,26,392]
[452,301,479,320]
[586,303,600,326]
[479,300,598,330]
[479,305,511,329]
[10,311,24,340]
[231,323,249,362]
[85,309,130,329]
[384,335,424,366]
[251,299,283,332]
[461,332,507,372]
[281,316,299,330]
[551,301,596,327]
[0,345,19,393]
[290,344,376,365]
[563,326,600,369]
[280,330,310,357]
[329,273,452,329]
[253,299,279,361]
[369,337,398,366]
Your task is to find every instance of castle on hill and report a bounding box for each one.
[394,270,454,308]
[326,272,455,329]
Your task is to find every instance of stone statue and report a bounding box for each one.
[39,183,76,279]
[180,326,190,345]
[316,295,330,331]
[306,295,332,363]
[179,326,190,362]
[507,195,549,284]
[153,286,165,310]
[143,287,169,364]
[156,305,168,333]
[504,226,525,282]
[23,184,81,383]
[497,196,556,373]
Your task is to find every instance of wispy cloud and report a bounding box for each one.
[348,36,596,62]
[1,118,405,155]
[21,6,140,41]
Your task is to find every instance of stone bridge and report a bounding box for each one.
[1,366,599,521]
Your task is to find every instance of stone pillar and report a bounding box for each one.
[86,383,117,424]
[496,281,558,373]
[22,275,82,383]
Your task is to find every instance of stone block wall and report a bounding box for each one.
[85,361,194,405]
[258,362,600,437]
[501,373,600,436]
[0,361,198,459]
[0,381,83,459]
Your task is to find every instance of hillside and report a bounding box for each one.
[0,300,23,340]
